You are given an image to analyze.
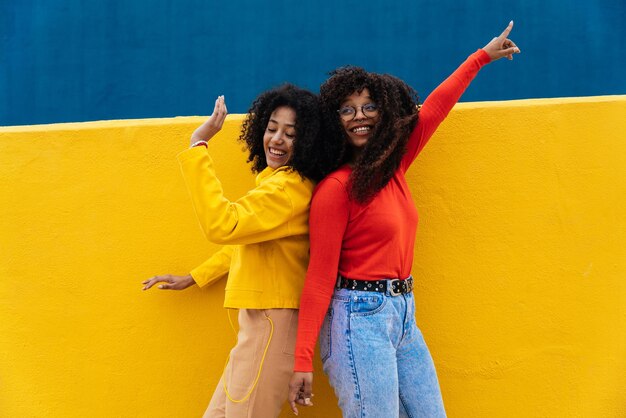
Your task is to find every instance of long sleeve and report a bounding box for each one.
[401,49,491,171]
[177,146,309,245]
[190,245,234,288]
[294,177,350,372]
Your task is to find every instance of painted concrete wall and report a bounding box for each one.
[3,0,626,125]
[1,96,625,417]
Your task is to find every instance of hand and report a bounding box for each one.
[288,372,314,415]
[142,274,196,291]
[190,95,228,146]
[482,21,521,61]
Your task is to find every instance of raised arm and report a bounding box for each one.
[177,97,312,245]
[178,147,310,245]
[401,21,520,170]
[190,95,228,146]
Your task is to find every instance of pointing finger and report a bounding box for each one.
[498,20,514,41]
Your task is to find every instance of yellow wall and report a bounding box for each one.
[1,96,625,417]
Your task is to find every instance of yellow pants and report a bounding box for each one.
[203,308,298,418]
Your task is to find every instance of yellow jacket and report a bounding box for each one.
[177,146,314,309]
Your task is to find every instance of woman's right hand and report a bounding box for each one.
[190,95,228,146]
[482,21,521,62]
[141,274,196,291]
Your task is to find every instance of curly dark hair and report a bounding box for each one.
[239,84,326,181]
[318,66,420,203]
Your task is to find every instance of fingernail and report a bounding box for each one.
[510,20,513,25]
[158,285,163,289]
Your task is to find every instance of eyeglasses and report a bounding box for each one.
[337,103,379,121]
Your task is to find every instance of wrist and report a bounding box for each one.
[190,140,208,148]
[192,124,218,142]
[185,274,197,288]
[477,48,493,64]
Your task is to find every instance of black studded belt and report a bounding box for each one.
[336,275,414,296]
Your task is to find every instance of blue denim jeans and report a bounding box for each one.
[320,288,446,418]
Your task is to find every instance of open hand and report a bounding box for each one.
[142,274,196,291]
[190,95,228,146]
[483,21,521,61]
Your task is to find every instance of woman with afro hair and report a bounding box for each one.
[142,84,324,418]
[289,22,521,417]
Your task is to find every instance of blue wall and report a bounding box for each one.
[2,0,625,126]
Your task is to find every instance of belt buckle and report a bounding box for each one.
[388,278,402,296]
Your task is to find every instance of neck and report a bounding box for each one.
[348,146,363,165]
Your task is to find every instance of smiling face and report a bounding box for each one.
[263,106,296,169]
[339,88,380,150]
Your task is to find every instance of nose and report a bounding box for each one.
[354,107,367,121]
[271,130,284,143]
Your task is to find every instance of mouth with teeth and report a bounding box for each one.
[268,147,286,157]
[351,126,372,136]
[265,145,291,169]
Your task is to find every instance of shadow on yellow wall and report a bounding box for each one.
[1,96,625,417]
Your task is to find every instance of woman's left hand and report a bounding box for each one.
[190,95,228,146]
[288,372,314,415]
[482,21,521,61]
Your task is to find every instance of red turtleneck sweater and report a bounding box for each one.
[294,50,491,371]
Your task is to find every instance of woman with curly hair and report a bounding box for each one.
[289,23,521,417]
[142,84,323,418]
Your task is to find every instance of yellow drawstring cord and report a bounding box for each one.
[222,309,274,403]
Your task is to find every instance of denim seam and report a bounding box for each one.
[402,293,409,340]
[347,313,364,417]
[399,392,415,418]
[321,307,333,362]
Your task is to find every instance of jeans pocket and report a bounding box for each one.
[349,293,386,316]
[320,307,333,362]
